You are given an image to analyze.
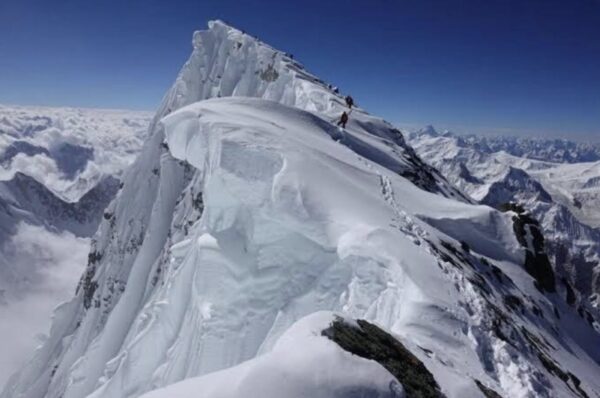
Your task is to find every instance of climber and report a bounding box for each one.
[345,95,354,108]
[337,111,349,129]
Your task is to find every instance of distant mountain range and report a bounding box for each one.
[408,126,600,313]
[413,126,600,164]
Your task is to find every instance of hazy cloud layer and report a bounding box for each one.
[0,223,89,388]
[0,105,151,201]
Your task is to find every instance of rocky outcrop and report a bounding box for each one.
[322,317,444,398]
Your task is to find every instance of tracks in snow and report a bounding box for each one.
[356,154,427,246]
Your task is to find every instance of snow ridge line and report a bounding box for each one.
[356,156,550,396]
[355,154,428,245]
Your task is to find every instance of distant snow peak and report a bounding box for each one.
[419,124,439,136]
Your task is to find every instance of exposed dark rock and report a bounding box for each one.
[322,317,444,398]
[474,379,503,398]
[490,265,512,285]
[458,162,483,184]
[399,154,472,202]
[521,326,555,352]
[440,240,474,268]
[469,274,491,296]
[519,326,590,397]
[259,64,279,82]
[569,373,591,398]
[498,202,525,214]
[538,351,569,382]
[82,269,98,310]
[585,310,595,327]
[561,277,577,306]
[193,191,204,212]
[531,305,544,318]
[489,305,515,346]
[501,206,555,293]
[503,295,523,312]
[427,242,462,270]
[460,240,471,253]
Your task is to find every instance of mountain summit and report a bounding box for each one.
[4,20,600,398]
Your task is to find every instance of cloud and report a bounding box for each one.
[0,223,89,388]
[0,105,150,201]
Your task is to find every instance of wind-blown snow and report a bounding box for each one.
[140,312,402,398]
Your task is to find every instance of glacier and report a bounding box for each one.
[3,20,600,398]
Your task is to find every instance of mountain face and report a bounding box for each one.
[1,173,119,238]
[0,106,151,388]
[408,130,600,315]
[0,171,118,300]
[4,20,600,398]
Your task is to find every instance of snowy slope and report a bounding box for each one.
[408,130,600,311]
[4,20,600,398]
[140,312,406,398]
[0,106,150,388]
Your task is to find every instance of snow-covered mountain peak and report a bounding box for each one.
[4,21,600,398]
[152,21,467,203]
[160,18,334,117]
[418,124,439,136]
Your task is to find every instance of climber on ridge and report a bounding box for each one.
[337,111,349,129]
[345,95,354,108]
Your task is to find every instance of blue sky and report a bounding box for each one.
[1,0,599,139]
